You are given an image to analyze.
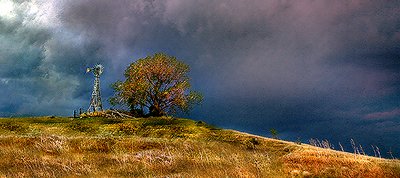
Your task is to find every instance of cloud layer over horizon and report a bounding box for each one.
[1,0,399,157]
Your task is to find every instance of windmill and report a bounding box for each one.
[87,64,104,112]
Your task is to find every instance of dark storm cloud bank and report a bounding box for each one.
[0,0,108,115]
[1,0,399,157]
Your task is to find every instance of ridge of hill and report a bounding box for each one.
[0,116,399,177]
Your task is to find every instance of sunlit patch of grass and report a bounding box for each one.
[0,135,284,177]
[0,116,398,177]
[283,145,400,177]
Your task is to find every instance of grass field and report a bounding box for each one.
[0,116,399,177]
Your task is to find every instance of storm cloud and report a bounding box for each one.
[1,0,399,157]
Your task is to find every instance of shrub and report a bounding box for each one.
[68,122,95,133]
[0,121,26,132]
[117,123,138,135]
[245,137,260,150]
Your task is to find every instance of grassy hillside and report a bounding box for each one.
[0,116,399,177]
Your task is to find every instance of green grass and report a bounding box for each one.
[0,116,399,177]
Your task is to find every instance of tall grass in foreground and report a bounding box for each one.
[308,138,397,159]
[0,135,281,177]
[0,116,398,177]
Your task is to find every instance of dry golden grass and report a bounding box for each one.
[0,116,398,177]
[0,135,283,177]
[283,145,400,177]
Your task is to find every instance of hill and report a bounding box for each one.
[0,116,399,177]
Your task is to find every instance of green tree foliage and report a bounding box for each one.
[110,53,202,116]
[270,128,278,139]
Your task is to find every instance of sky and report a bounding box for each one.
[0,0,399,157]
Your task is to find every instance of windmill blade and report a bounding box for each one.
[96,64,104,75]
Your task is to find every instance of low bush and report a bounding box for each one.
[0,121,26,132]
[68,122,96,133]
[116,123,139,135]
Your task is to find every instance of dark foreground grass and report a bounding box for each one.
[0,116,399,177]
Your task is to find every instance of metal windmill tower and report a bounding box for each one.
[87,64,104,112]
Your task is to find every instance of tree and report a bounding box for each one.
[269,128,278,139]
[110,53,202,116]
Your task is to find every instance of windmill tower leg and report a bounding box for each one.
[88,76,103,112]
